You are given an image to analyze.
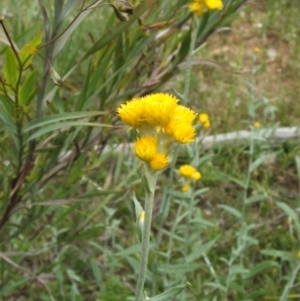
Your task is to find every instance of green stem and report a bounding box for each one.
[135,164,158,301]
[183,17,200,105]
[151,146,179,295]
[279,262,300,301]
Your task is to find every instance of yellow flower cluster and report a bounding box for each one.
[117,93,197,171]
[189,0,223,16]
[179,164,201,192]
[179,165,201,180]
[198,113,211,129]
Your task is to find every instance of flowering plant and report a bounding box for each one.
[117,93,197,300]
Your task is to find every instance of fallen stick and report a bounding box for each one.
[103,126,300,154]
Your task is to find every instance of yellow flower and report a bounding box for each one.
[254,47,260,53]
[134,136,158,162]
[179,165,201,181]
[169,123,196,144]
[149,153,169,171]
[254,121,260,128]
[189,0,223,16]
[173,105,197,124]
[181,184,190,192]
[117,93,178,129]
[203,0,223,10]
[189,1,204,16]
[298,250,300,259]
[198,113,211,129]
[190,171,201,180]
[117,93,196,171]
[117,98,144,128]
[179,165,195,177]
[165,105,197,143]
[141,93,178,127]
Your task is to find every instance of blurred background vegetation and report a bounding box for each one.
[0,0,300,300]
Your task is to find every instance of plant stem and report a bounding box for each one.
[183,18,198,105]
[135,164,158,301]
[279,262,300,301]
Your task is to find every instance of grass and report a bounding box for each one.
[1,0,300,300]
[185,0,300,131]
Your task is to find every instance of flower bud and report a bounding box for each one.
[114,0,134,15]
[49,67,63,87]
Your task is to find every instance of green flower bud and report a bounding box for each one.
[49,67,63,87]
[114,0,134,15]
[112,7,130,22]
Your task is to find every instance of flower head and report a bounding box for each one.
[198,113,211,129]
[181,184,190,192]
[134,136,158,162]
[203,0,223,10]
[189,1,203,16]
[179,165,201,181]
[254,47,260,53]
[117,93,196,171]
[254,121,260,128]
[178,164,201,192]
[189,0,223,16]
[117,93,178,129]
[149,153,169,171]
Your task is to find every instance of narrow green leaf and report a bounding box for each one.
[27,121,113,141]
[246,261,278,279]
[193,187,210,197]
[82,0,157,60]
[172,30,191,68]
[190,217,215,228]
[66,268,81,282]
[229,177,246,189]
[249,155,268,173]
[133,192,143,222]
[90,258,103,291]
[205,282,226,292]
[24,111,107,132]
[295,156,300,184]
[4,47,18,88]
[186,239,217,263]
[19,30,42,69]
[54,0,64,29]
[115,244,141,257]
[19,68,38,105]
[246,194,267,204]
[0,102,19,150]
[133,191,144,241]
[114,34,124,74]
[0,277,30,297]
[75,62,92,111]
[158,263,198,274]
[218,204,242,220]
[61,0,82,20]
[276,201,299,223]
[149,283,191,301]
[53,0,103,57]
[260,249,291,261]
